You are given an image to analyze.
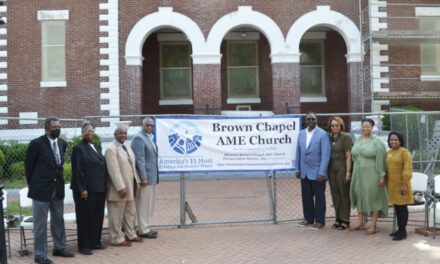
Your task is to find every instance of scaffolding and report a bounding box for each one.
[361,1,440,111]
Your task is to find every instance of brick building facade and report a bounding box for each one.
[1,0,439,127]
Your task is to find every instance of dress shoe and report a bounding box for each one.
[79,248,93,255]
[53,249,75,257]
[138,231,158,239]
[92,244,108,250]
[389,231,397,237]
[150,230,158,236]
[393,234,407,241]
[310,222,325,229]
[35,257,54,264]
[296,220,313,227]
[127,236,144,242]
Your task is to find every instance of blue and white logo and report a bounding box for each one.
[168,121,202,155]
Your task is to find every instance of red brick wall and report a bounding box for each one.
[193,64,222,114]
[373,0,440,106]
[272,63,300,114]
[7,0,371,122]
[7,0,101,124]
[118,0,361,115]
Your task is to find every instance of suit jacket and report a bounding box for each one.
[105,140,140,201]
[295,126,331,180]
[131,130,159,185]
[25,135,67,202]
[71,141,107,193]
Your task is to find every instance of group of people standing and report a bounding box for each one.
[295,112,413,242]
[25,117,159,264]
[24,113,415,263]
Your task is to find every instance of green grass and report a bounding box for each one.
[1,177,27,189]
[5,200,32,216]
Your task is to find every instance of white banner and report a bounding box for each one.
[155,115,301,173]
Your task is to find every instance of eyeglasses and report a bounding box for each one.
[145,124,154,127]
[306,118,316,121]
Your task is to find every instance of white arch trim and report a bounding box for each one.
[125,7,206,66]
[207,6,286,64]
[286,6,363,63]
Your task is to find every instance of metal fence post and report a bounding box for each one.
[0,184,7,264]
[180,173,187,227]
[272,172,278,223]
[266,172,277,224]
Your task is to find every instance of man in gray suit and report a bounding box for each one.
[131,117,159,239]
[295,112,331,229]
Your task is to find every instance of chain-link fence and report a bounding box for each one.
[1,111,439,228]
[0,118,83,189]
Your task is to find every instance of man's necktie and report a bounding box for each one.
[52,141,61,165]
[149,135,157,153]
[121,144,128,153]
[121,144,132,162]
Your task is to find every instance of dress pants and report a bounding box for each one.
[107,200,137,245]
[301,177,326,224]
[73,191,106,250]
[32,197,66,260]
[136,185,156,234]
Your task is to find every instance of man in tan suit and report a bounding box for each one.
[105,125,142,246]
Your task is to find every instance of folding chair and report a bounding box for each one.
[18,185,78,256]
[428,175,440,238]
[392,172,429,233]
[18,187,34,256]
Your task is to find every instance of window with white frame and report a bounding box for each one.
[38,10,68,87]
[160,43,192,101]
[300,40,325,97]
[420,17,440,76]
[227,42,259,100]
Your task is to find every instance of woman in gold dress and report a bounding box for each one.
[386,131,413,241]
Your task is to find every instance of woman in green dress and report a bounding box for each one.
[349,118,388,234]
[328,116,352,230]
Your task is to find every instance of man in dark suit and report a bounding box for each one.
[71,123,107,255]
[25,117,75,264]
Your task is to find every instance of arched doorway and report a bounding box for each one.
[219,28,273,112]
[142,30,194,114]
[298,28,348,114]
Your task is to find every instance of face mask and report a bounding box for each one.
[50,129,61,138]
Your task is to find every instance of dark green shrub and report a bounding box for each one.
[9,160,72,183]
[65,134,102,163]
[0,148,5,178]
[382,112,390,131]
[388,105,423,152]
[63,162,72,183]
[0,140,28,180]
[10,161,25,179]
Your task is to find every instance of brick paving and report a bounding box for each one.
[6,220,440,264]
[4,177,440,263]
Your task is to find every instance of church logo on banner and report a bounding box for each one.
[168,121,202,155]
